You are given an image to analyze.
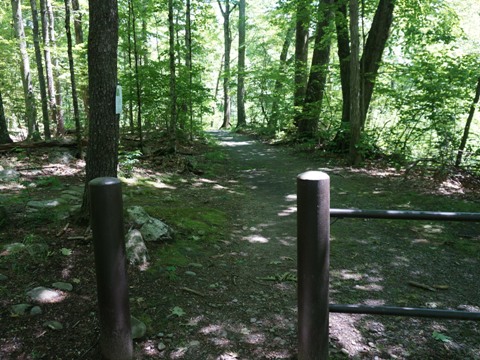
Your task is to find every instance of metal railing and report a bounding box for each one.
[297,171,480,360]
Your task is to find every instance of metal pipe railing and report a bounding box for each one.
[330,208,480,222]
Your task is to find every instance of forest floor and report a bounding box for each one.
[1,130,480,359]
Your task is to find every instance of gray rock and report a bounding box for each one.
[141,218,173,242]
[11,303,32,315]
[0,274,8,281]
[131,316,147,339]
[125,229,149,266]
[27,287,63,303]
[3,243,26,254]
[185,271,196,276]
[27,199,62,209]
[52,282,73,291]
[127,206,152,226]
[30,306,42,315]
[157,342,167,351]
[0,168,19,182]
[60,193,80,203]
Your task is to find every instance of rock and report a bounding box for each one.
[44,320,63,330]
[52,282,73,291]
[3,243,26,254]
[30,306,42,315]
[60,193,80,203]
[141,218,173,242]
[0,168,19,182]
[49,150,75,164]
[125,229,149,266]
[157,342,166,351]
[27,287,63,303]
[27,199,62,209]
[0,274,8,281]
[11,304,32,315]
[185,271,196,276]
[188,263,203,268]
[189,340,200,347]
[127,206,152,226]
[131,316,147,339]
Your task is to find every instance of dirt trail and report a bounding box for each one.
[181,131,480,360]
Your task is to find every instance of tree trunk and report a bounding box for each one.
[46,0,65,136]
[126,0,134,135]
[334,0,350,127]
[294,0,310,128]
[270,23,294,132]
[185,0,193,139]
[71,0,84,43]
[40,0,57,135]
[349,0,361,165]
[236,0,246,128]
[218,0,235,129]
[0,92,13,144]
[298,0,334,139]
[80,0,121,220]
[130,0,143,150]
[455,77,480,167]
[71,0,89,122]
[64,0,82,156]
[359,0,395,127]
[168,0,177,151]
[30,0,51,140]
[12,0,39,140]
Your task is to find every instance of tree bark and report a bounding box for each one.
[298,0,334,139]
[334,0,350,127]
[64,0,82,156]
[168,0,177,151]
[71,0,84,43]
[46,0,65,136]
[71,0,89,122]
[349,0,361,165]
[81,0,121,221]
[0,92,13,144]
[294,0,310,128]
[130,0,143,150]
[40,0,57,135]
[218,0,235,129]
[455,77,480,167]
[185,0,193,139]
[12,0,39,140]
[236,0,246,128]
[30,0,51,140]
[359,0,395,127]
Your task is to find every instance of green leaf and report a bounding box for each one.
[60,248,72,256]
[432,331,451,342]
[171,306,186,317]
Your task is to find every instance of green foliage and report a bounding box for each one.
[118,148,142,178]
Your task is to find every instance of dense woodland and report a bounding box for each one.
[1,0,479,174]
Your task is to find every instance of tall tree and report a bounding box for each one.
[30,0,51,139]
[185,0,193,139]
[294,0,310,128]
[334,0,350,128]
[349,0,361,165]
[46,0,65,135]
[0,92,13,144]
[217,0,236,129]
[269,23,295,132]
[359,0,395,127]
[11,0,39,140]
[81,0,121,219]
[129,0,143,149]
[455,77,480,167]
[298,0,334,138]
[64,0,82,155]
[40,0,57,135]
[236,0,246,128]
[72,0,89,121]
[168,0,177,149]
